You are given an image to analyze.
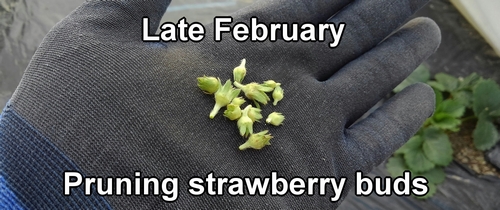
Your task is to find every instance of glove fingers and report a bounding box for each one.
[326,17,440,126]
[69,0,171,38]
[286,0,429,80]
[343,83,435,172]
[232,0,352,24]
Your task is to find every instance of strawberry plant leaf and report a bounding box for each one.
[457,73,481,90]
[473,119,500,151]
[436,99,465,118]
[405,149,435,173]
[451,90,473,108]
[431,113,461,131]
[395,135,423,155]
[473,80,500,118]
[418,167,445,184]
[415,183,437,199]
[435,73,458,92]
[404,137,435,173]
[422,128,453,166]
[434,88,443,109]
[386,155,408,177]
[489,109,500,118]
[394,65,430,93]
[427,81,445,92]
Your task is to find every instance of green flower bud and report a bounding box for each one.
[197,76,220,94]
[231,97,246,106]
[272,84,284,106]
[262,80,279,89]
[233,59,247,83]
[210,80,241,119]
[266,112,284,126]
[239,130,273,150]
[234,82,273,105]
[237,105,254,137]
[224,104,242,120]
[248,107,263,122]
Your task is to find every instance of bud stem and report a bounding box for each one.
[239,142,251,150]
[233,81,244,89]
[209,103,223,119]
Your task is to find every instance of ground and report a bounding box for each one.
[449,121,500,178]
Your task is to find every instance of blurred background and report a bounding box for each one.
[1,0,499,209]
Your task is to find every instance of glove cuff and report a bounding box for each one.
[0,102,111,209]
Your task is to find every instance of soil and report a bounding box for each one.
[448,120,500,178]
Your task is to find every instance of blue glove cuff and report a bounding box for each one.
[0,102,111,209]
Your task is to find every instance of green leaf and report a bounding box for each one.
[457,73,481,90]
[436,99,465,118]
[418,167,446,184]
[395,135,423,155]
[404,139,435,173]
[431,113,461,131]
[422,128,453,166]
[451,90,473,108]
[434,88,444,110]
[489,109,500,118]
[394,65,430,93]
[473,80,500,118]
[427,81,446,92]
[473,119,500,151]
[435,73,459,92]
[414,183,437,199]
[386,155,408,177]
[405,149,435,173]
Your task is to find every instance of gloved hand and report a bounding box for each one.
[1,0,440,209]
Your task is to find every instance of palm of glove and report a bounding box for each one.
[12,0,440,208]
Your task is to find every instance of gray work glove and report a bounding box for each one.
[2,0,440,209]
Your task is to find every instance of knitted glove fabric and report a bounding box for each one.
[1,0,440,209]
